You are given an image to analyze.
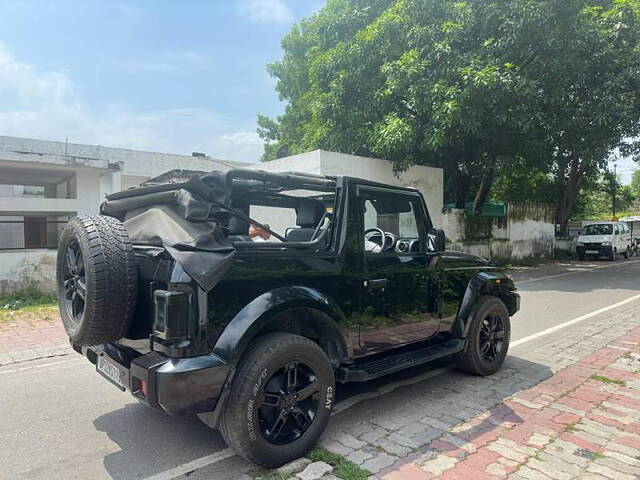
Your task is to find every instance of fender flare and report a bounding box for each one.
[451,271,517,338]
[211,285,350,366]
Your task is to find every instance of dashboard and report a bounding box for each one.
[364,228,421,254]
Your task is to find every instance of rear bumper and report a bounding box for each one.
[82,344,230,415]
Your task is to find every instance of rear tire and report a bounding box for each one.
[219,333,335,468]
[455,296,511,376]
[56,215,137,346]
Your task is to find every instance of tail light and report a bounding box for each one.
[153,290,189,340]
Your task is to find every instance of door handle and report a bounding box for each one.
[368,278,388,292]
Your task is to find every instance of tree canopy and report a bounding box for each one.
[258,0,640,223]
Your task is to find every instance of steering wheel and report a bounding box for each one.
[365,228,393,252]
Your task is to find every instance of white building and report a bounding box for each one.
[0,135,246,293]
[0,136,444,294]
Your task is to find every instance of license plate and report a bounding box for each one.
[586,250,599,254]
[97,354,127,391]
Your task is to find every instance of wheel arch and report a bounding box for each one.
[451,271,518,338]
[211,286,350,368]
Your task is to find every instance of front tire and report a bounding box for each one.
[455,296,511,376]
[219,333,335,468]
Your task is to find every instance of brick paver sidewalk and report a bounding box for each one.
[380,330,640,479]
[300,301,640,480]
[0,315,71,366]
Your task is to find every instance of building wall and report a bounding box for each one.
[441,203,555,261]
[0,250,57,295]
[318,151,444,227]
[254,150,445,227]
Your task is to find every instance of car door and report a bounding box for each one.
[355,185,440,352]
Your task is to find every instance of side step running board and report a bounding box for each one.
[337,339,464,383]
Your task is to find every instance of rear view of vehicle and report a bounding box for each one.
[56,170,338,467]
[57,213,233,415]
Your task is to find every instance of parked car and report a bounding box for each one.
[57,169,520,467]
[576,221,632,261]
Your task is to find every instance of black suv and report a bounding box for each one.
[57,169,519,467]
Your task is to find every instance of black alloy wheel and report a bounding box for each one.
[455,295,511,376]
[219,333,335,468]
[478,314,505,363]
[62,240,87,325]
[259,361,321,445]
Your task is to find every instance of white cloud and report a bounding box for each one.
[0,43,261,163]
[237,0,294,24]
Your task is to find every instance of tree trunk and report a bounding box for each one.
[473,167,495,214]
[554,156,583,225]
[455,170,471,208]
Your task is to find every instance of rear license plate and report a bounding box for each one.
[97,354,127,391]
[586,250,599,254]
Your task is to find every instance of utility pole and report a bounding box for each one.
[612,162,618,220]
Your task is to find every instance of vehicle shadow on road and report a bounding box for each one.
[94,402,230,480]
[324,355,554,456]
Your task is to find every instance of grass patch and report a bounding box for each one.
[590,374,625,386]
[0,287,56,310]
[307,447,371,480]
[565,421,579,432]
[0,288,58,323]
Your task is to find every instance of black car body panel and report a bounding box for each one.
[76,169,519,421]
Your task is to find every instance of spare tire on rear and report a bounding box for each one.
[56,215,138,346]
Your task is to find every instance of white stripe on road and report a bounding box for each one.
[140,449,235,480]
[510,293,640,348]
[0,357,80,375]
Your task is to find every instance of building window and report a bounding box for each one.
[24,217,48,249]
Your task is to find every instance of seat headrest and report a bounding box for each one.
[228,216,249,235]
[296,201,325,228]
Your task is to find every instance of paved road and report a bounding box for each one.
[1,258,639,480]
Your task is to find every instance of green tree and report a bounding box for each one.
[259,0,640,220]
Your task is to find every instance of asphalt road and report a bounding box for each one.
[1,257,639,480]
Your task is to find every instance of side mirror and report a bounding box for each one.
[429,228,446,252]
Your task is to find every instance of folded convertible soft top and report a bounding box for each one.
[100,169,336,291]
[101,172,234,292]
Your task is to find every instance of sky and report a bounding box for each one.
[0,0,321,164]
[0,0,636,182]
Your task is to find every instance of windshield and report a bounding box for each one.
[580,224,613,235]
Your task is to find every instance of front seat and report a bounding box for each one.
[227,216,251,242]
[285,201,325,242]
